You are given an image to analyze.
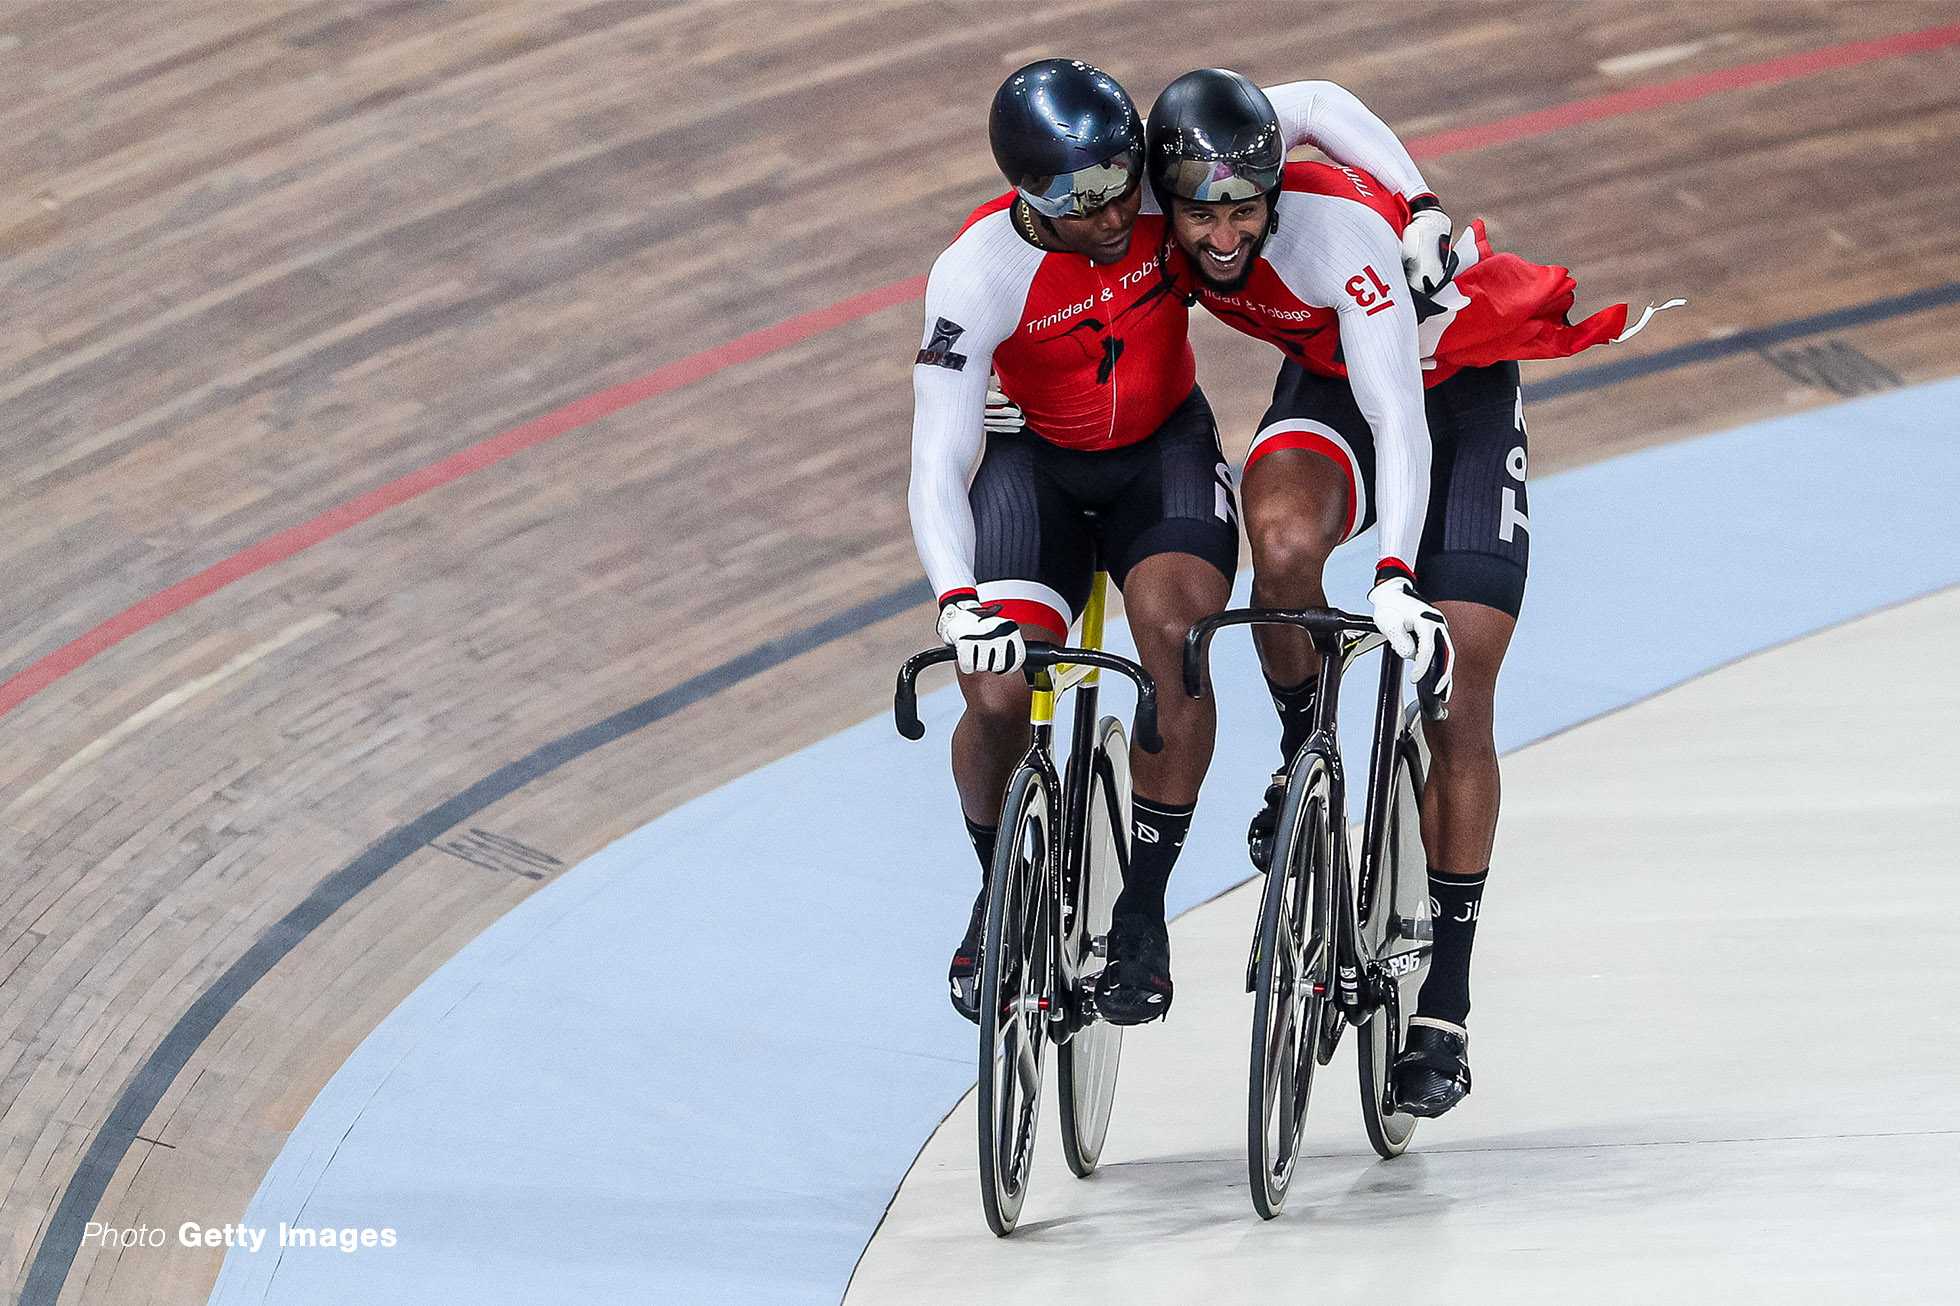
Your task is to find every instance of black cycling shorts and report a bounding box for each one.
[1246,360,1529,617]
[969,386,1240,640]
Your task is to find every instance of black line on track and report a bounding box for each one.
[19,579,931,1305]
[1520,280,1960,401]
[22,276,1960,1303]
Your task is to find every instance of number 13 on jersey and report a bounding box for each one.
[1345,265,1397,316]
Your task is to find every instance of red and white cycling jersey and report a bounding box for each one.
[1176,161,1433,570]
[940,198,1195,454]
[1178,160,1665,575]
[1187,163,1646,386]
[909,80,1438,605]
[906,203,1193,606]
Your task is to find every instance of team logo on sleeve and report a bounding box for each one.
[916,317,969,371]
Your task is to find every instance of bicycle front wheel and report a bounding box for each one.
[978,766,1055,1235]
[1059,717,1128,1177]
[1358,717,1431,1159]
[1247,748,1336,1219]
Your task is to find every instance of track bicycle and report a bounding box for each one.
[1184,605,1445,1218]
[895,572,1161,1236]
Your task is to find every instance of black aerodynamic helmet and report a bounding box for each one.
[1145,69,1285,218]
[990,59,1143,218]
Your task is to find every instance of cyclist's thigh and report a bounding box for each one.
[1240,360,1376,544]
[1415,360,1528,621]
[1098,385,1239,592]
[970,427,1096,645]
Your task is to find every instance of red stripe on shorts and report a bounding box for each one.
[1246,430,1360,541]
[989,598,1069,644]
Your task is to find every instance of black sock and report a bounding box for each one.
[1117,795,1196,924]
[1416,866,1487,1025]
[963,816,997,881]
[1265,673,1320,765]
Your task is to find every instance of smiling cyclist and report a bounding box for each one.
[1144,67,1675,1112]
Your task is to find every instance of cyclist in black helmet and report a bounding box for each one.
[913,60,1454,1028]
[1146,67,1662,1114]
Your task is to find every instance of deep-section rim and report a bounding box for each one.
[1059,717,1128,1178]
[1247,748,1334,1219]
[1359,726,1428,1158]
[977,768,1052,1235]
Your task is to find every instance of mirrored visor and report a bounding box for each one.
[1165,154,1282,204]
[1018,149,1140,218]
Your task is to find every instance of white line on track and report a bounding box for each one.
[1596,34,1739,78]
[5,610,338,814]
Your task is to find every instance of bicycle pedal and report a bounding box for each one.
[1091,933,1110,958]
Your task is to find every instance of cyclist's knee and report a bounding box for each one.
[1249,514,1339,591]
[1431,600,1511,715]
[1129,603,1206,667]
[957,667,1032,722]
[1123,559,1228,657]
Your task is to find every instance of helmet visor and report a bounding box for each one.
[1163,153,1282,204]
[1017,148,1141,218]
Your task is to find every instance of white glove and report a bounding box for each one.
[1400,205,1456,295]
[984,380,1025,435]
[937,596,1025,675]
[1368,575,1454,703]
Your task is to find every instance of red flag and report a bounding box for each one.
[1420,221,1677,375]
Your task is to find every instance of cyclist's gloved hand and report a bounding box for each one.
[937,593,1025,675]
[1368,568,1454,703]
[984,380,1025,435]
[1401,198,1458,295]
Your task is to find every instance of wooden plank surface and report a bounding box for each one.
[1,2,1956,1302]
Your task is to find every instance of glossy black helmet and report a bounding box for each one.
[990,59,1142,218]
[1145,69,1285,215]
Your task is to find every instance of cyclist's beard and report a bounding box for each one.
[1188,228,1269,296]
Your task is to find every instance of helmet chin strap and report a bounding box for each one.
[1012,197,1052,250]
[1015,197,1118,261]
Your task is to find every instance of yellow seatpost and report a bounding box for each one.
[1031,572,1107,725]
[1078,572,1107,658]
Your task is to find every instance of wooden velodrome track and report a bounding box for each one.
[3,3,1957,1302]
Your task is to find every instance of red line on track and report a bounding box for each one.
[6,21,1958,720]
[1404,22,1960,157]
[0,277,924,717]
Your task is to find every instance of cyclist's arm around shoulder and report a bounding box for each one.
[1274,194,1432,574]
[908,231,1026,603]
[1262,79,1432,203]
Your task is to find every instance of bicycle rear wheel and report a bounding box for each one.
[1247,749,1335,1219]
[1059,717,1128,1177]
[1358,716,1431,1159]
[978,766,1055,1235]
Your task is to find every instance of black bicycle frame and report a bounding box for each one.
[1184,607,1443,1019]
[895,644,1162,1033]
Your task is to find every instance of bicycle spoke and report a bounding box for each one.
[1015,1023,1041,1097]
[1277,1014,1302,1167]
